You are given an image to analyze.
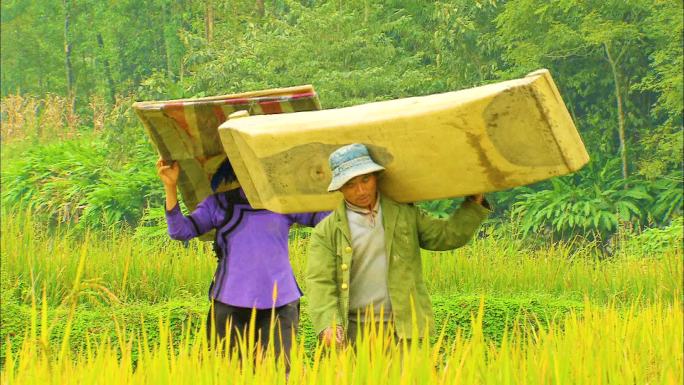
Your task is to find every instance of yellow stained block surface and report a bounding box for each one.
[219,69,589,213]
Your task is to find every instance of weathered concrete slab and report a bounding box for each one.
[219,70,589,213]
[133,85,322,212]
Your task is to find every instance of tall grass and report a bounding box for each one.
[0,94,80,142]
[421,230,682,304]
[2,209,681,307]
[1,210,214,307]
[2,298,681,384]
[2,208,682,383]
[0,93,134,143]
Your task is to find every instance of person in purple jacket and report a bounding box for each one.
[156,158,328,367]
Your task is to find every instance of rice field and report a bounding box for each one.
[3,300,681,384]
[1,209,682,384]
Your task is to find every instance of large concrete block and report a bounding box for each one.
[219,69,589,213]
[133,85,321,212]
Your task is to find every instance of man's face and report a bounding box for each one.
[339,173,378,208]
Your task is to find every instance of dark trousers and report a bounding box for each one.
[206,299,299,368]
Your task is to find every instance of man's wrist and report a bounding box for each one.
[466,194,492,210]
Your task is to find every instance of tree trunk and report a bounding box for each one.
[97,33,116,105]
[63,0,75,113]
[256,0,265,17]
[604,42,628,179]
[162,2,171,78]
[178,1,185,83]
[205,0,214,42]
[158,16,169,79]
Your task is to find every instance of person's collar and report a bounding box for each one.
[344,194,381,227]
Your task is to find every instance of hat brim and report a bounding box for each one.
[327,163,385,192]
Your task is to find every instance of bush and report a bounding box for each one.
[1,135,163,229]
[2,138,109,223]
[416,198,465,219]
[621,216,683,256]
[511,157,681,244]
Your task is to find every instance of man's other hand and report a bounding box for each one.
[467,194,485,205]
[320,325,345,347]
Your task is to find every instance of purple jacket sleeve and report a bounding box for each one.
[165,195,218,241]
[288,211,331,227]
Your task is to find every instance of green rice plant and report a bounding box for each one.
[420,224,683,305]
[1,292,585,366]
[2,207,682,384]
[2,298,681,384]
[2,208,681,308]
[1,209,214,306]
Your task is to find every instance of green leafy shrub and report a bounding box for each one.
[133,205,172,246]
[510,157,681,244]
[647,170,684,224]
[622,216,683,256]
[416,198,465,218]
[2,135,163,229]
[2,138,109,223]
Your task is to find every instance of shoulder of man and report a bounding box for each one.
[312,202,347,233]
[380,194,419,215]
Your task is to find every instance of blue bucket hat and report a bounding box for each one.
[327,143,385,192]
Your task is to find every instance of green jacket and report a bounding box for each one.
[305,195,491,338]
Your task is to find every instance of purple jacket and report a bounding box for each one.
[166,189,329,309]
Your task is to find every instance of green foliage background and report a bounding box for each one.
[1,0,682,239]
[1,3,682,377]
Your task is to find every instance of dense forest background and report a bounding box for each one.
[1,0,682,248]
